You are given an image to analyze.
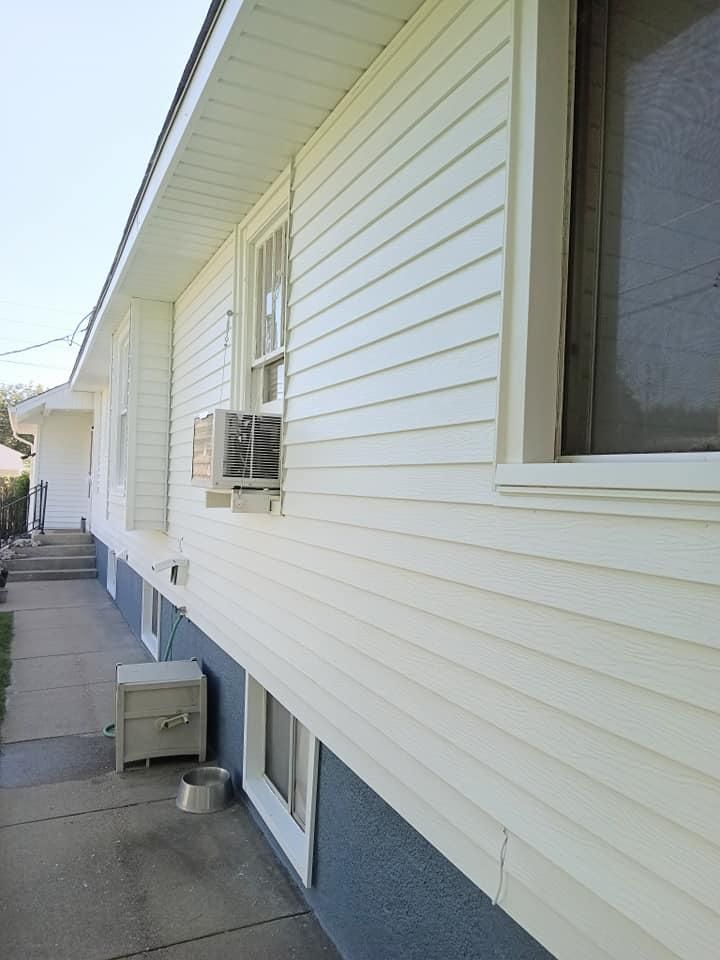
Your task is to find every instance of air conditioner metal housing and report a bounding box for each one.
[191,409,282,490]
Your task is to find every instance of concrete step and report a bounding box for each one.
[8,568,97,582]
[7,555,97,571]
[36,532,94,546]
[13,544,96,558]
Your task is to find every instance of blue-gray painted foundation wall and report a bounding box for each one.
[92,538,553,960]
[95,537,107,589]
[158,597,246,789]
[308,748,552,960]
[115,558,142,641]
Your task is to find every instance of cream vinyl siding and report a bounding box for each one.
[88,2,720,959]
[126,300,172,531]
[35,413,92,529]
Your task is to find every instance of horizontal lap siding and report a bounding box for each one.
[156,3,720,960]
[39,413,92,529]
[167,233,235,520]
[129,301,172,530]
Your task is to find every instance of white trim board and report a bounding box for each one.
[242,672,319,887]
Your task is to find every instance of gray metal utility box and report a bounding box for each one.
[115,660,207,772]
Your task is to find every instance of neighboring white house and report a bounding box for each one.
[10,384,94,529]
[25,2,720,959]
[0,444,24,478]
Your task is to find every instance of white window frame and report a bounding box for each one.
[141,582,161,660]
[234,196,289,417]
[106,549,117,600]
[242,674,318,887]
[494,0,720,505]
[111,320,131,497]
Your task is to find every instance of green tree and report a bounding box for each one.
[0,382,44,453]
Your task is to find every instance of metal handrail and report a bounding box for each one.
[0,481,48,545]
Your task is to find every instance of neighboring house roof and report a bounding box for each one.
[10,383,94,432]
[0,444,24,477]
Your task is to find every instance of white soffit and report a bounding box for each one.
[73,0,425,389]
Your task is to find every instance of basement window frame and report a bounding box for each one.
[494,0,720,506]
[141,581,161,660]
[242,674,318,887]
[106,549,117,600]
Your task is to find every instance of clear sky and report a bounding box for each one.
[0,0,210,389]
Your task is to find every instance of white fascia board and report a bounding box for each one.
[71,0,256,391]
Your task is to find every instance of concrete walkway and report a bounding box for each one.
[0,580,338,960]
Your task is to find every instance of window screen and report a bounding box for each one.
[563,0,720,455]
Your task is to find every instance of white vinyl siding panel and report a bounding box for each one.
[35,413,92,529]
[92,3,720,960]
[126,300,172,530]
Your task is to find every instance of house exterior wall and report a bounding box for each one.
[94,558,550,960]
[34,412,92,529]
[84,2,720,959]
[126,299,172,531]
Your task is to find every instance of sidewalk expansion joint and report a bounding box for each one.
[0,795,176,830]
[9,679,116,694]
[98,910,313,960]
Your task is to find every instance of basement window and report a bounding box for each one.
[106,550,117,600]
[243,675,318,885]
[141,582,161,660]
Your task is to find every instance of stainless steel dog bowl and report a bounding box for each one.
[176,766,233,814]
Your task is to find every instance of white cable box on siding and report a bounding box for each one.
[115,659,207,773]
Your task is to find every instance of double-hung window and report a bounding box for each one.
[563,0,720,456]
[497,0,720,497]
[251,222,288,411]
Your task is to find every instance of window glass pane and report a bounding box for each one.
[563,1,720,454]
[117,413,127,486]
[263,234,274,355]
[274,226,285,350]
[263,360,285,403]
[292,719,311,830]
[264,693,291,802]
[119,337,130,408]
[151,589,159,638]
[255,244,265,359]
[254,223,287,361]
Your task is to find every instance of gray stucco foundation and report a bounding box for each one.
[158,596,246,789]
[94,537,108,587]
[308,747,553,960]
[92,540,554,960]
[115,557,142,641]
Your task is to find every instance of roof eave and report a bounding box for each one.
[71,0,247,391]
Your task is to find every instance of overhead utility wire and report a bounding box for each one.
[0,310,93,358]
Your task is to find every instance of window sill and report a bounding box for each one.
[495,460,720,503]
[244,772,313,886]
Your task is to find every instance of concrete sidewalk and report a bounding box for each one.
[0,580,338,960]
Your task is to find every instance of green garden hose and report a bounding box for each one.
[163,609,186,662]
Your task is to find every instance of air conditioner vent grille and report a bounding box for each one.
[223,413,282,482]
[192,409,282,489]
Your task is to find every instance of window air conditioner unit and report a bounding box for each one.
[191,409,282,490]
